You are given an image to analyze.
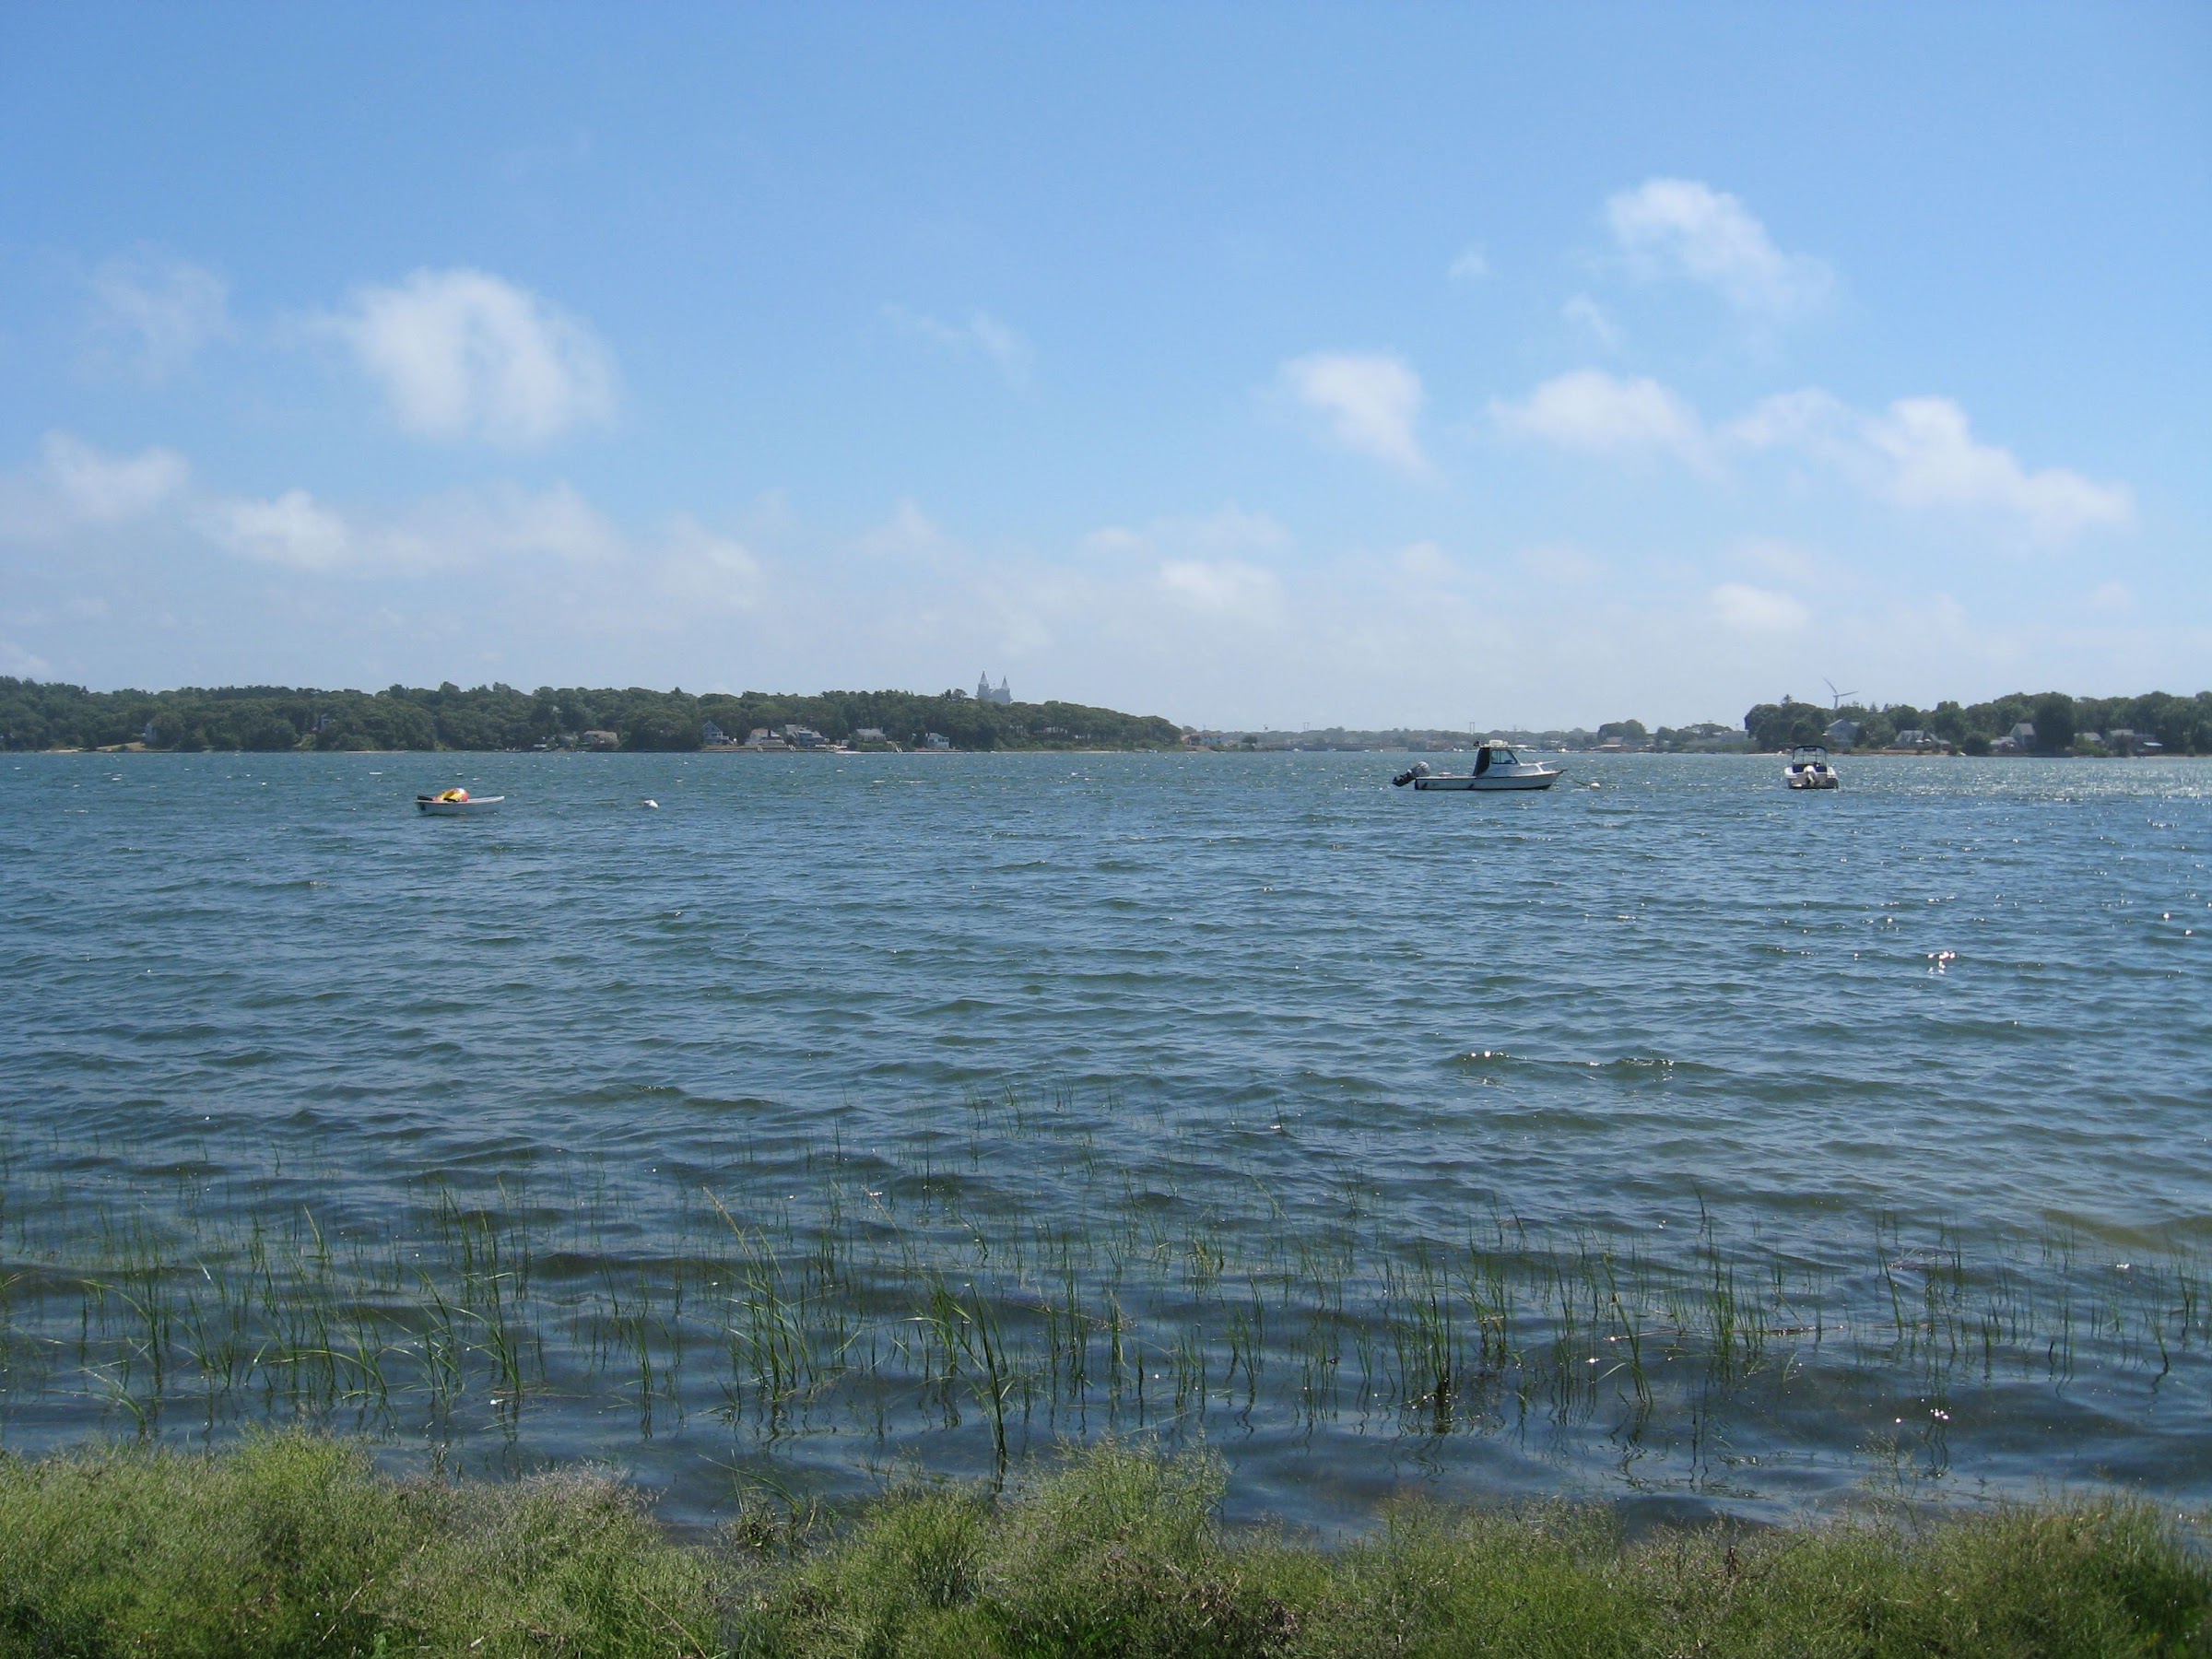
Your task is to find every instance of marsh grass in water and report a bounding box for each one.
[1,1091,2206,1513]
[0,1434,2204,1657]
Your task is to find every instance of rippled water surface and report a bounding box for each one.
[3,749,2208,1528]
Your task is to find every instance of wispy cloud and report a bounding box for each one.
[1857,398,2133,540]
[1278,351,1430,477]
[0,433,193,542]
[1710,582,1810,633]
[1605,178,1834,319]
[324,268,618,446]
[37,432,191,524]
[200,479,627,576]
[858,498,952,558]
[205,489,357,571]
[1491,369,2132,543]
[84,253,234,381]
[1560,295,1621,349]
[1730,390,2134,541]
[882,304,1033,387]
[1158,558,1283,618]
[1490,370,1709,466]
[1448,247,1489,284]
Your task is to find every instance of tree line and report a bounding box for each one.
[0,678,1184,753]
[1743,689,2212,755]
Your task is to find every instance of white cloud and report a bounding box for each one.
[883,304,1033,386]
[1561,295,1621,349]
[1710,582,1810,633]
[1605,178,1833,318]
[39,432,190,523]
[1070,508,1294,627]
[327,268,617,445]
[1490,370,1708,464]
[1489,371,2130,542]
[1448,248,1489,284]
[207,489,354,571]
[1859,397,2133,541]
[86,254,233,380]
[1278,351,1430,476]
[1724,387,1853,455]
[398,481,624,568]
[201,479,626,576]
[1078,525,1150,559]
[859,499,950,558]
[1081,505,1290,567]
[1732,390,2134,541]
[1158,559,1282,618]
[649,517,765,615]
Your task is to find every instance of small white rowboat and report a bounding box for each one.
[416,792,505,816]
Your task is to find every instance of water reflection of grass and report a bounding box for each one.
[1,1095,2204,1501]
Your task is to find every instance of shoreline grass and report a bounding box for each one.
[0,1433,2204,1658]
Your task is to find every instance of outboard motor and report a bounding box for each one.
[1392,761,1431,788]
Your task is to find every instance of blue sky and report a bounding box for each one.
[2,4,2206,727]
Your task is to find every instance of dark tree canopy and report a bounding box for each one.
[0,679,1184,754]
[1743,689,2211,755]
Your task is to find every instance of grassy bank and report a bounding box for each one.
[0,1436,2203,1657]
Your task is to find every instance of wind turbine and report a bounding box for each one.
[1824,677,1859,710]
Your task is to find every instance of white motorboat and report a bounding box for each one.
[415,789,505,816]
[1393,745,1563,792]
[1783,745,1840,790]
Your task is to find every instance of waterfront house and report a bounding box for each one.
[922,732,951,750]
[581,730,620,751]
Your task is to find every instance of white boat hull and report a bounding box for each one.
[416,795,504,816]
[1783,771,1839,790]
[1411,770,1560,791]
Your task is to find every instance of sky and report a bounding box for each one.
[1,4,2206,729]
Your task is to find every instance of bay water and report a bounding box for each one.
[3,749,2206,1531]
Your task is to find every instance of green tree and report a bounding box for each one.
[2030,692,2078,753]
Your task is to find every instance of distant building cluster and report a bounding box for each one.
[976,672,1013,705]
